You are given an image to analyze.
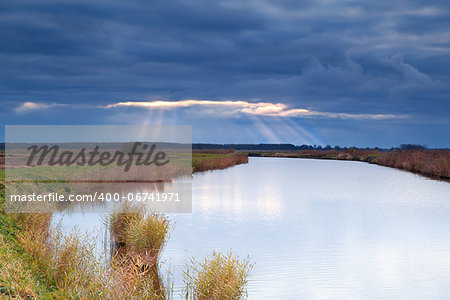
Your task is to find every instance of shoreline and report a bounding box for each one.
[247,151,450,183]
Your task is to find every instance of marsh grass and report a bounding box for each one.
[254,148,450,180]
[14,213,107,299]
[1,206,252,299]
[376,149,450,179]
[0,183,43,299]
[88,162,191,182]
[0,155,253,299]
[108,206,171,298]
[109,208,170,262]
[184,252,253,300]
[14,212,167,299]
[0,232,42,299]
[192,152,248,172]
[107,256,166,300]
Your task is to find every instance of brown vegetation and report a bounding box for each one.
[109,207,170,298]
[376,149,450,179]
[0,153,253,299]
[192,152,249,172]
[10,211,170,299]
[13,213,107,298]
[184,252,253,300]
[8,209,252,299]
[253,148,450,181]
[0,231,40,299]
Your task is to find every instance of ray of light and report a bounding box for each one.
[247,114,282,143]
[137,108,166,140]
[282,117,323,145]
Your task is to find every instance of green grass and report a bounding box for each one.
[18,225,106,299]
[0,183,53,299]
[0,231,44,299]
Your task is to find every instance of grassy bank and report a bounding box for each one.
[0,188,48,298]
[0,154,251,299]
[0,206,252,299]
[249,149,450,181]
[0,229,44,299]
[192,151,249,172]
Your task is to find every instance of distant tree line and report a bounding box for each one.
[0,143,445,151]
[192,143,432,151]
[398,144,427,150]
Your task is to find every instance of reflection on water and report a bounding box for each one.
[162,157,450,299]
[57,157,450,299]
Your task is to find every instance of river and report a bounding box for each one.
[57,157,450,299]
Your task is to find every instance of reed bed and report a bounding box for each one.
[87,162,191,182]
[109,208,170,263]
[376,149,450,179]
[108,207,171,298]
[1,208,253,300]
[12,211,169,299]
[256,149,381,162]
[192,152,249,172]
[106,258,166,299]
[0,156,254,299]
[184,252,252,300]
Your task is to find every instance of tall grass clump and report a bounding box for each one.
[108,207,171,298]
[109,208,170,264]
[184,252,252,300]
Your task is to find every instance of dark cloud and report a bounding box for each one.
[0,0,449,145]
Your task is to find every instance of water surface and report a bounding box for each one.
[58,157,450,299]
[162,157,450,299]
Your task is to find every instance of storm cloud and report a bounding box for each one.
[0,0,449,146]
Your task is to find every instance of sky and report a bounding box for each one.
[1,0,449,147]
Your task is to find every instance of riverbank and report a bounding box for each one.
[192,150,249,172]
[0,152,251,299]
[248,149,450,182]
